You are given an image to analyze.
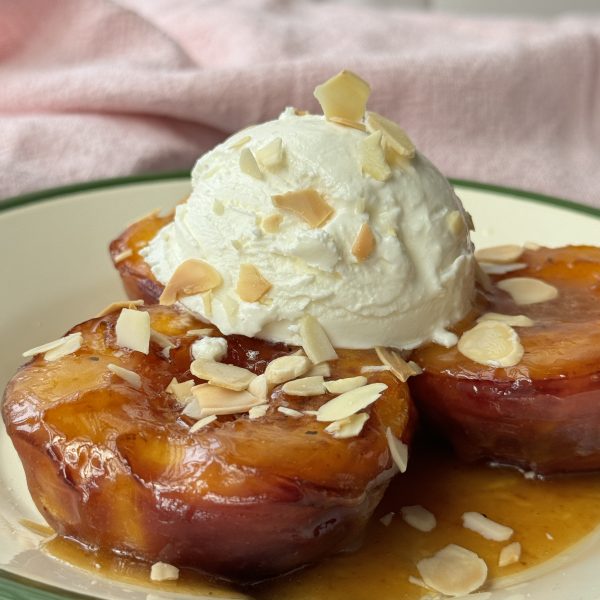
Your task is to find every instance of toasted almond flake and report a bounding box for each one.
[166,378,195,406]
[150,562,179,582]
[229,135,251,149]
[447,210,466,238]
[116,308,150,354]
[293,108,309,116]
[313,70,371,121]
[359,130,391,181]
[282,376,326,397]
[95,299,144,318]
[365,111,415,159]
[324,412,369,439]
[317,383,387,422]
[386,427,409,473]
[462,512,513,541]
[416,544,488,597]
[256,137,284,168]
[191,336,228,362]
[248,373,269,401]
[249,404,269,420]
[261,213,283,234]
[185,328,214,337]
[239,147,263,179]
[107,363,142,389]
[401,505,437,532]
[159,259,222,306]
[360,364,391,373]
[546,532,554,541]
[497,277,559,305]
[300,315,338,364]
[113,248,133,263]
[22,332,81,359]
[189,414,217,433]
[328,116,367,131]
[375,347,421,382]
[351,223,376,261]
[236,264,272,303]
[191,358,256,391]
[306,362,331,377]
[380,512,395,527]
[477,312,534,327]
[190,384,262,417]
[277,406,304,418]
[457,321,524,368]
[324,376,367,394]
[480,262,527,275]
[265,355,312,386]
[272,189,334,228]
[44,333,83,362]
[498,542,522,567]
[475,244,523,264]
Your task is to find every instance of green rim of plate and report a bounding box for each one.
[0,172,598,600]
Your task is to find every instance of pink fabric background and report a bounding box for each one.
[1,0,599,208]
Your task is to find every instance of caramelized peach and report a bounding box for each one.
[3,305,414,581]
[410,246,600,475]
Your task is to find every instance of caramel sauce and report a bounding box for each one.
[37,441,600,600]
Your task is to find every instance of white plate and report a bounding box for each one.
[0,175,599,600]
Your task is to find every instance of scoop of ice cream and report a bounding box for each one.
[143,78,475,350]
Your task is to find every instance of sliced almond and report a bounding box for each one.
[375,347,421,382]
[497,277,559,305]
[386,427,409,473]
[248,373,269,401]
[498,542,522,567]
[457,321,524,368]
[95,299,144,318]
[239,147,263,179]
[316,383,387,422]
[328,116,367,131]
[400,505,437,532]
[480,262,527,275]
[360,365,391,374]
[107,363,142,390]
[351,223,376,261]
[462,512,513,542]
[202,290,213,317]
[306,362,331,377]
[189,414,217,433]
[300,315,338,364]
[190,384,262,417]
[264,355,312,386]
[261,213,283,234]
[313,70,371,121]
[113,248,133,263]
[166,378,195,406]
[272,189,334,228]
[159,259,222,306]
[447,210,466,238]
[380,512,395,527]
[324,412,369,439]
[475,244,523,264]
[324,376,367,394]
[277,406,304,418]
[115,308,150,354]
[359,130,391,181]
[475,262,494,293]
[416,544,488,597]
[185,328,214,337]
[255,137,284,169]
[236,264,272,303]
[229,134,251,150]
[365,111,415,159]
[150,562,179,582]
[248,404,269,420]
[477,312,534,327]
[23,332,82,360]
[282,376,326,397]
[190,358,256,391]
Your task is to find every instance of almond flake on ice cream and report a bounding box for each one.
[236,264,272,303]
[359,130,391,181]
[351,223,376,261]
[365,111,416,159]
[313,70,371,121]
[159,259,222,306]
[239,147,263,179]
[272,189,334,228]
[255,137,284,168]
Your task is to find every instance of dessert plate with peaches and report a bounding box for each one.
[1,72,600,600]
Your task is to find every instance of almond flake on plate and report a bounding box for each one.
[416,544,488,597]
[261,213,283,234]
[475,244,523,264]
[277,406,304,418]
[166,378,195,406]
[236,264,272,303]
[150,562,179,582]
[159,259,222,306]
[351,223,376,261]
[386,427,409,473]
[498,542,522,567]
[282,376,326,396]
[189,414,217,433]
[365,111,416,159]
[190,358,256,391]
[313,70,371,121]
[400,505,437,532]
[22,332,82,360]
[264,355,312,386]
[324,412,369,439]
[189,384,262,417]
[324,376,367,394]
[300,314,338,364]
[239,147,263,179]
[375,347,421,382]
[248,404,269,420]
[115,308,150,354]
[316,383,387,422]
[462,512,513,541]
[107,363,142,389]
[359,130,391,181]
[476,312,534,327]
[255,137,284,168]
[95,299,144,318]
[458,321,524,368]
[497,277,559,305]
[272,189,334,228]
